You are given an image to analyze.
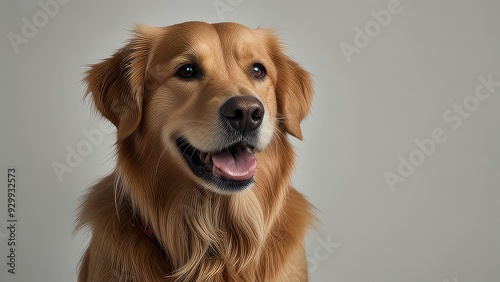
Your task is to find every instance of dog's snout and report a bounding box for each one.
[221,96,264,132]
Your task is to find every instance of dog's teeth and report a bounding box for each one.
[204,153,212,164]
[244,146,256,154]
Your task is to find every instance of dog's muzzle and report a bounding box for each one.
[176,96,265,192]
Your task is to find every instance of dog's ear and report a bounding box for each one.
[265,31,314,140]
[84,25,159,141]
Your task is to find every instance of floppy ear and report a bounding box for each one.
[84,25,158,141]
[266,32,314,140]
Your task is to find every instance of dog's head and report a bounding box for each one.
[85,22,313,194]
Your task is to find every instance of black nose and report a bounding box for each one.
[220,96,264,132]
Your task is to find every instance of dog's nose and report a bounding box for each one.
[220,96,264,132]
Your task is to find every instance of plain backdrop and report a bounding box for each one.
[1,0,499,281]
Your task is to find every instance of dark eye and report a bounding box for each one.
[176,64,200,79]
[252,63,266,79]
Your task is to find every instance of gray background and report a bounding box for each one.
[1,0,499,281]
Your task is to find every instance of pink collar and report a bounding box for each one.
[133,215,159,245]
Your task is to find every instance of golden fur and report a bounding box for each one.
[77,21,314,281]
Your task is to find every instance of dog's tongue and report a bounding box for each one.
[212,146,256,181]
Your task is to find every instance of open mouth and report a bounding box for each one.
[176,138,257,192]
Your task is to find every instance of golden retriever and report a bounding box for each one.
[77,21,314,282]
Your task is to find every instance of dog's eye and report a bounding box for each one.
[252,63,266,79]
[176,64,200,79]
